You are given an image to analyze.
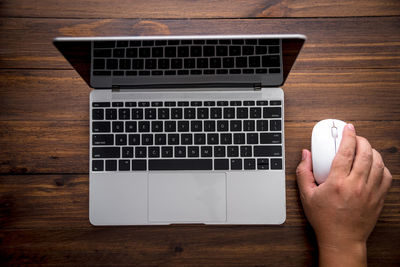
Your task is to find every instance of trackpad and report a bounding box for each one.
[148,172,227,223]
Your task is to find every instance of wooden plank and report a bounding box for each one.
[1,0,399,19]
[0,121,398,174]
[0,17,400,69]
[1,69,400,122]
[0,174,398,229]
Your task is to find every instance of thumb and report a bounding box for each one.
[296,149,317,198]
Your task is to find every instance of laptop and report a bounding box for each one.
[54,34,306,225]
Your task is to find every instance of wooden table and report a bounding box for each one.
[1,1,399,266]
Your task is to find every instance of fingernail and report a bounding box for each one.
[347,123,355,132]
[302,149,307,160]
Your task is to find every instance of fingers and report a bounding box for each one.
[366,149,385,192]
[378,167,393,197]
[350,136,373,183]
[296,149,317,199]
[330,124,357,178]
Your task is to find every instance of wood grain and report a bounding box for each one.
[1,17,400,70]
[1,0,399,19]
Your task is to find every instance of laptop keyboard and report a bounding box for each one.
[92,39,281,76]
[91,100,283,171]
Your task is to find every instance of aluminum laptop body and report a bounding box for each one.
[54,34,305,225]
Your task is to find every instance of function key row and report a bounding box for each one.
[92,100,281,108]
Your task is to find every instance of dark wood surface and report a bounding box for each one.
[0,1,399,266]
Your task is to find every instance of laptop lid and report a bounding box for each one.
[53,34,305,89]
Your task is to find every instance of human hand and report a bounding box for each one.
[296,124,392,266]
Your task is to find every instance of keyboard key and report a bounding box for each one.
[125,121,137,132]
[178,121,190,132]
[234,133,245,144]
[161,147,173,158]
[182,134,193,145]
[214,159,229,170]
[270,120,282,131]
[217,120,229,131]
[129,134,140,145]
[257,158,269,170]
[165,101,176,107]
[93,134,113,145]
[262,55,280,67]
[106,59,118,69]
[191,46,202,57]
[105,109,117,120]
[201,146,213,157]
[152,47,163,57]
[92,147,120,158]
[171,108,183,119]
[132,160,147,170]
[93,102,110,107]
[178,46,189,57]
[256,68,269,74]
[257,120,269,131]
[260,133,281,144]
[243,120,255,131]
[249,56,260,67]
[132,109,143,119]
[145,108,157,119]
[223,108,235,119]
[214,146,226,157]
[188,146,200,157]
[106,160,117,171]
[184,108,196,119]
[210,108,222,119]
[247,133,258,144]
[227,146,239,157]
[270,100,281,106]
[229,46,241,56]
[254,146,282,157]
[175,146,186,157]
[207,133,219,144]
[178,101,189,106]
[216,46,228,56]
[240,146,252,157]
[142,134,153,145]
[194,133,206,144]
[204,121,216,132]
[231,159,242,170]
[271,159,282,170]
[119,108,130,120]
[138,121,150,132]
[165,46,176,57]
[151,121,163,132]
[197,108,209,119]
[149,159,212,170]
[115,134,127,145]
[94,41,115,48]
[119,59,131,69]
[139,48,151,57]
[155,134,166,145]
[223,58,234,68]
[93,71,111,76]
[92,160,103,171]
[93,59,105,69]
[119,160,130,171]
[165,121,176,132]
[93,122,110,132]
[122,147,134,158]
[250,107,262,118]
[92,109,104,120]
[135,147,147,158]
[230,120,242,131]
[148,147,160,158]
[263,107,281,118]
[191,121,202,132]
[237,107,248,118]
[168,134,179,145]
[244,159,256,170]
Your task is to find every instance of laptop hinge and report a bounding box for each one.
[254,83,262,91]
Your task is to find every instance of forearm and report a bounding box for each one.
[318,241,367,267]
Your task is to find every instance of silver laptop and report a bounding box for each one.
[54,34,306,225]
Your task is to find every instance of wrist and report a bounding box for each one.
[318,241,367,267]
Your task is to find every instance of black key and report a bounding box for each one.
[257,120,269,131]
[214,146,226,157]
[191,46,202,57]
[171,108,183,119]
[234,133,245,144]
[171,58,182,69]
[93,102,110,107]
[201,146,213,157]
[132,160,147,170]
[244,159,256,170]
[190,101,202,106]
[260,133,281,144]
[262,55,280,67]
[207,133,219,145]
[93,134,114,145]
[130,40,141,47]
[270,101,281,106]
[271,159,282,170]
[151,121,163,132]
[178,70,189,75]
[236,57,247,68]
[250,107,261,118]
[125,121,137,132]
[182,134,193,145]
[270,120,282,131]
[240,146,252,157]
[126,48,138,57]
[132,59,144,69]
[135,147,147,158]
[129,134,140,145]
[232,39,244,45]
[125,102,137,107]
[93,71,111,76]
[249,56,260,67]
[145,59,157,69]
[230,120,242,132]
[247,133,258,144]
[216,46,228,56]
[203,102,215,107]
[145,108,157,119]
[263,107,281,118]
[119,59,130,69]
[142,134,153,145]
[230,69,241,74]
[155,134,166,145]
[175,146,186,157]
[178,46,189,57]
[142,40,154,46]
[94,41,115,48]
[256,101,268,106]
[92,160,103,171]
[217,101,228,106]
[210,108,222,119]
[178,121,190,132]
[119,160,130,171]
[165,121,176,132]
[161,147,173,158]
[148,147,160,158]
[194,133,206,145]
[92,147,120,158]
[217,120,229,131]
[229,46,241,56]
[204,121,215,132]
[237,107,248,118]
[139,47,151,57]
[112,102,123,107]
[243,120,255,131]
[126,71,138,76]
[165,101,176,107]
[254,146,282,157]
[122,147,134,158]
[119,109,130,120]
[106,59,118,69]
[223,108,235,119]
[115,134,127,145]
[191,121,202,132]
[184,108,196,119]
[203,69,215,75]
[93,122,110,132]
[197,108,209,119]
[132,109,143,119]
[92,109,104,120]
[256,46,267,55]
[203,46,215,56]
[181,40,192,45]
[197,58,208,68]
[257,158,269,170]
[231,159,242,170]
[158,59,169,69]
[105,109,117,120]
[223,57,234,68]
[269,68,280,74]
[214,159,229,170]
[152,47,163,57]
[210,58,221,68]
[155,40,167,46]
[165,47,176,57]
[191,70,201,75]
[227,146,239,157]
[243,101,255,106]
[184,58,195,69]
[138,102,150,107]
[168,134,179,145]
[116,41,129,47]
[165,70,176,75]
[149,159,212,170]
[259,39,279,45]
[106,160,117,171]
[138,121,150,132]
[113,71,124,76]
[188,146,200,157]
[93,59,105,69]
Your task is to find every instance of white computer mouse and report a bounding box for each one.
[311,119,347,184]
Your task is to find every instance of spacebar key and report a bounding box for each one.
[149,159,212,170]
